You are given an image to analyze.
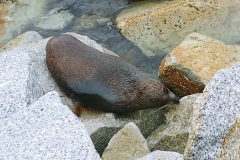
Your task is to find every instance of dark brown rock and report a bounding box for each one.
[159,65,205,98]
[158,32,240,97]
[46,34,179,113]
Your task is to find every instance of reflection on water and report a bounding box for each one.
[1,0,240,79]
[1,0,166,79]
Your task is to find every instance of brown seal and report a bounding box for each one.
[46,34,179,113]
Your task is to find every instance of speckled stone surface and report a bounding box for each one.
[80,105,171,155]
[184,62,240,159]
[0,32,111,116]
[102,122,150,160]
[147,94,202,154]
[0,42,44,119]
[136,150,183,160]
[116,0,229,56]
[0,32,170,157]
[0,91,100,159]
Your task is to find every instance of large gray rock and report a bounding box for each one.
[0,40,44,118]
[102,122,150,160]
[147,94,201,154]
[0,32,115,115]
[184,62,240,159]
[0,32,171,156]
[135,150,183,160]
[80,106,171,155]
[0,91,100,159]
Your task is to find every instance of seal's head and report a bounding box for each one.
[127,79,179,112]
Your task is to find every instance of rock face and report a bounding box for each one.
[0,31,43,52]
[136,150,183,160]
[0,40,44,118]
[0,34,101,159]
[80,105,171,155]
[0,0,47,47]
[0,31,114,113]
[0,91,100,159]
[159,32,240,97]
[0,31,174,156]
[46,34,179,113]
[147,94,201,154]
[102,122,150,160]
[115,0,240,56]
[184,62,240,160]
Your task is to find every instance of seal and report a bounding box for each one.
[46,34,179,113]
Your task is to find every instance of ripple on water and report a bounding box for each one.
[0,0,168,79]
[3,0,240,79]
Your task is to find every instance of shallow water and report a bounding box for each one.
[1,0,168,79]
[1,0,240,79]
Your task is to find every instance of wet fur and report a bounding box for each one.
[46,34,178,113]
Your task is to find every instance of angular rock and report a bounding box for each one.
[147,94,201,154]
[184,62,240,159]
[46,34,179,113]
[136,150,183,160]
[159,32,240,97]
[102,122,150,160]
[0,32,113,115]
[0,40,44,118]
[0,32,171,157]
[80,105,172,155]
[115,0,240,56]
[0,91,100,159]
[0,31,43,52]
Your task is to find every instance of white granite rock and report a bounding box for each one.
[184,62,240,159]
[102,122,150,160]
[0,32,113,114]
[147,94,201,154]
[80,105,171,155]
[0,91,100,159]
[0,31,43,52]
[136,150,183,160]
[0,32,171,156]
[0,42,44,118]
[0,36,70,111]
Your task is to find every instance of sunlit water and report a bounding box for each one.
[1,0,240,79]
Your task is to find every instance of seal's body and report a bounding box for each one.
[46,34,179,113]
